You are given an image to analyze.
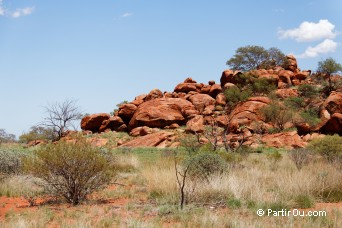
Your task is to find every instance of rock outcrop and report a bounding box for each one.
[129,98,196,129]
[81,113,110,132]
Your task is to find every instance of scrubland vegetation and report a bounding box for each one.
[0,134,341,227]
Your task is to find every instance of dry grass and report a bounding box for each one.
[1,146,341,227]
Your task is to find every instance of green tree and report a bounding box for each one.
[317,58,342,94]
[226,46,287,71]
[19,126,55,143]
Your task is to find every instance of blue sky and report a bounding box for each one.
[1,0,341,137]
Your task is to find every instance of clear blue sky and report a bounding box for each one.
[1,0,341,137]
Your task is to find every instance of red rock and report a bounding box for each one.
[278,70,293,85]
[285,55,298,72]
[169,123,180,129]
[202,105,215,115]
[223,83,238,91]
[27,139,46,147]
[208,80,215,85]
[323,92,342,115]
[131,94,147,106]
[81,113,110,132]
[262,131,306,149]
[294,71,310,81]
[186,115,204,133]
[295,122,312,135]
[184,77,197,83]
[220,69,242,87]
[99,116,126,132]
[229,97,271,132]
[275,89,298,99]
[164,92,173,98]
[129,98,196,129]
[216,93,226,106]
[277,81,289,89]
[120,131,174,147]
[118,103,137,121]
[188,94,216,113]
[130,126,153,137]
[215,115,229,127]
[200,85,211,94]
[319,113,342,135]
[174,83,198,93]
[209,84,222,98]
[145,89,163,101]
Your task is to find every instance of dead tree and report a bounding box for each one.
[41,99,82,140]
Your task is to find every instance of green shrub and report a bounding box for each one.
[249,78,276,95]
[19,126,55,143]
[294,195,315,208]
[261,102,293,130]
[226,198,242,209]
[224,87,251,108]
[299,109,320,127]
[0,149,27,176]
[308,135,342,168]
[297,84,319,98]
[24,139,117,205]
[284,96,305,109]
[184,152,227,182]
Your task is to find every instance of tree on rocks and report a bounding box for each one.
[317,58,342,94]
[226,45,287,71]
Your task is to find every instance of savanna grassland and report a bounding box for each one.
[1,132,342,228]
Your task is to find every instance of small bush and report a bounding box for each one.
[294,195,315,208]
[284,96,305,109]
[184,152,227,182]
[226,198,242,209]
[299,109,320,127]
[298,84,319,98]
[224,87,251,108]
[261,102,293,130]
[309,135,342,169]
[249,78,276,95]
[0,149,27,176]
[24,139,117,205]
[288,148,312,171]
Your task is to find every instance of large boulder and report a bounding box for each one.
[120,131,174,147]
[174,83,198,93]
[99,116,126,132]
[188,94,215,112]
[319,113,342,135]
[186,115,204,133]
[220,69,242,87]
[275,88,298,99]
[278,70,293,86]
[118,103,137,122]
[285,55,298,72]
[262,131,306,149]
[145,89,163,101]
[81,113,110,132]
[129,98,196,129]
[229,97,271,132]
[323,92,342,115]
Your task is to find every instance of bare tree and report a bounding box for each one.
[41,99,82,140]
